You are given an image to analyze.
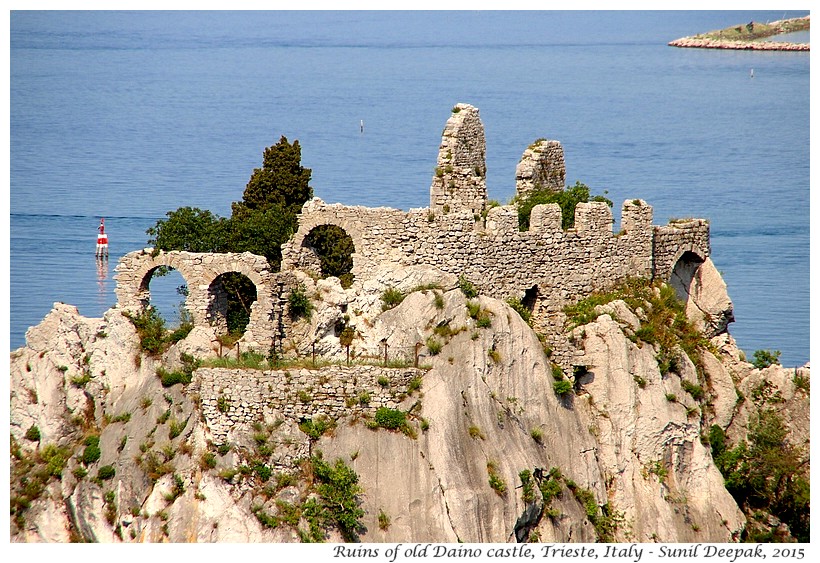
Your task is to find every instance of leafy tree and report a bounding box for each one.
[311,456,365,542]
[147,207,228,253]
[710,411,809,542]
[752,349,781,369]
[224,204,295,268]
[235,135,313,217]
[516,181,612,230]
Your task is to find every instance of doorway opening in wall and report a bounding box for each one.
[304,224,355,288]
[522,284,539,315]
[145,266,190,329]
[208,272,258,340]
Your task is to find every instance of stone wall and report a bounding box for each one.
[191,365,423,459]
[114,103,711,366]
[282,198,709,327]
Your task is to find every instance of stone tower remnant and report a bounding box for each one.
[515,139,566,199]
[429,103,487,217]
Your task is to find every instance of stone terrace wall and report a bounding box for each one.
[191,365,423,455]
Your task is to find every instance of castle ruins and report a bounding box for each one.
[115,103,710,362]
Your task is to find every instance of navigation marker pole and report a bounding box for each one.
[96,218,109,259]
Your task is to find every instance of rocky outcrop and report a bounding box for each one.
[10,260,809,543]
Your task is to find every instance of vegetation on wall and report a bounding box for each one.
[515,181,612,230]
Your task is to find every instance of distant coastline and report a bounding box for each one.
[669,15,809,51]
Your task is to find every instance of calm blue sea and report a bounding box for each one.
[9,11,810,366]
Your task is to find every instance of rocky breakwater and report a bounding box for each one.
[668,37,809,51]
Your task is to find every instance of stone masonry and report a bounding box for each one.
[191,365,423,464]
[515,139,566,198]
[429,103,488,217]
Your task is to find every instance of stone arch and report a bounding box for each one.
[115,250,275,349]
[207,272,259,336]
[289,222,359,284]
[669,250,706,304]
[138,265,189,326]
[127,254,199,319]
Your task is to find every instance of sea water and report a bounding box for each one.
[9,10,810,366]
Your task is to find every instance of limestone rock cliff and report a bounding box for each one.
[9,265,809,543]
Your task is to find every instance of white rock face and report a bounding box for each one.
[8,270,808,543]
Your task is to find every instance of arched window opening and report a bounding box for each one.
[208,272,258,337]
[304,225,355,288]
[144,267,190,328]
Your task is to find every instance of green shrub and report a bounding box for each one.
[82,435,101,465]
[374,407,406,431]
[681,380,705,401]
[98,465,116,480]
[407,376,422,393]
[426,336,443,356]
[157,367,192,387]
[200,452,217,469]
[506,297,532,324]
[123,308,169,356]
[458,275,478,298]
[380,287,405,311]
[530,428,544,444]
[476,311,492,328]
[168,418,187,440]
[299,416,336,441]
[25,425,41,442]
[378,509,391,531]
[752,349,781,369]
[553,380,572,396]
[254,463,272,482]
[288,284,313,320]
[217,396,230,413]
[540,477,562,503]
[519,470,537,503]
[486,462,506,496]
[516,181,612,231]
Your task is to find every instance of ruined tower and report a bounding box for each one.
[514,139,566,199]
[429,103,487,217]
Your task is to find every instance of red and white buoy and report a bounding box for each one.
[96,218,109,258]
